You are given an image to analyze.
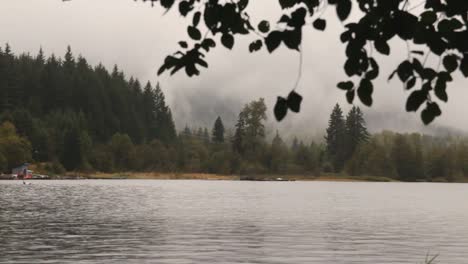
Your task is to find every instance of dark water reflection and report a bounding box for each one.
[1,180,467,263]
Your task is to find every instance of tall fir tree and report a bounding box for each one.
[345,106,370,160]
[325,103,347,172]
[212,116,225,143]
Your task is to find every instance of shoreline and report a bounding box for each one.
[4,172,464,183]
[72,172,396,182]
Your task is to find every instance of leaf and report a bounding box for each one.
[238,0,248,10]
[160,0,175,9]
[248,40,263,52]
[346,89,355,104]
[460,56,468,77]
[366,58,379,80]
[337,81,354,90]
[192,12,201,26]
[397,60,413,82]
[179,1,192,16]
[290,7,307,27]
[313,19,326,31]
[336,0,352,21]
[201,38,216,51]
[221,34,234,49]
[421,102,441,125]
[287,90,303,113]
[443,55,458,73]
[265,31,282,53]
[421,68,436,80]
[187,26,201,40]
[358,79,373,106]
[279,0,297,9]
[258,20,270,33]
[434,77,448,102]
[374,40,390,55]
[420,11,437,25]
[283,29,301,51]
[274,96,288,121]
[406,76,416,89]
[178,41,188,49]
[406,90,427,112]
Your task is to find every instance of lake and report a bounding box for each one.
[0,180,467,263]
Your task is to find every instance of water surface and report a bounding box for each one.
[1,180,467,263]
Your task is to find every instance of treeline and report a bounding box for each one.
[0,44,467,182]
[0,44,176,172]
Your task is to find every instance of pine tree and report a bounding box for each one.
[212,116,225,143]
[345,106,370,160]
[232,110,247,154]
[63,45,75,74]
[154,83,176,143]
[325,103,347,172]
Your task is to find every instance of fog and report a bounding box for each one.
[1,0,467,140]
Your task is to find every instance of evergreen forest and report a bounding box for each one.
[1,44,468,182]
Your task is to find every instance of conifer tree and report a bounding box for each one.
[325,103,347,172]
[345,106,370,160]
[212,116,225,143]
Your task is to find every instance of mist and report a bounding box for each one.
[1,0,467,141]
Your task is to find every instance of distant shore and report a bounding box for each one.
[78,172,397,182]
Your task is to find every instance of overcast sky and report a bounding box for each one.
[1,0,467,140]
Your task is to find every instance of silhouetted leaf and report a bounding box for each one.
[443,55,458,72]
[265,31,282,53]
[274,96,288,121]
[358,79,373,106]
[187,26,201,40]
[420,11,437,25]
[406,76,416,89]
[421,102,441,125]
[193,12,201,26]
[374,40,390,55]
[201,38,216,51]
[287,90,302,112]
[313,19,326,31]
[366,58,379,80]
[460,56,468,77]
[178,1,192,16]
[397,60,413,82]
[178,41,188,49]
[238,0,248,10]
[161,0,175,9]
[258,20,270,33]
[406,90,427,112]
[336,0,352,21]
[337,81,354,90]
[346,89,355,104]
[421,68,436,80]
[435,77,448,102]
[283,29,301,51]
[248,40,263,52]
[279,0,296,9]
[221,34,234,49]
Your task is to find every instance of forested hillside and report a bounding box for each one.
[0,44,176,172]
[0,44,467,182]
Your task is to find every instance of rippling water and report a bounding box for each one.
[1,180,468,263]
